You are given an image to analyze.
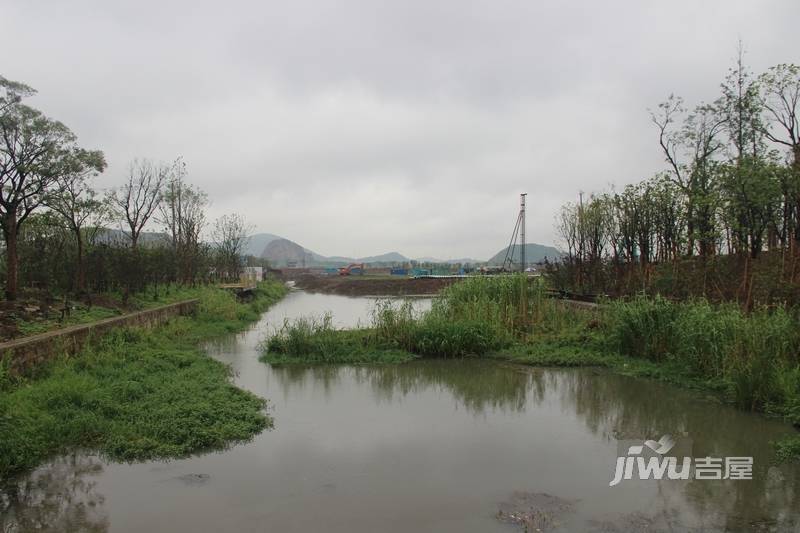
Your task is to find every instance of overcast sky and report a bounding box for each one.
[5,0,799,259]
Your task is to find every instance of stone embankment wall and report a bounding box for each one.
[0,299,198,377]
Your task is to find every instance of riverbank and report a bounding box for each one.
[0,280,288,477]
[0,284,236,342]
[261,276,800,461]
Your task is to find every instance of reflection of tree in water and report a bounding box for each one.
[680,464,800,532]
[552,369,800,530]
[0,453,108,533]
[271,361,800,528]
[550,369,702,441]
[584,476,800,532]
[271,364,348,402]
[271,360,544,414]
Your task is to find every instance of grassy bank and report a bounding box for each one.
[261,275,800,460]
[0,280,287,477]
[9,283,233,340]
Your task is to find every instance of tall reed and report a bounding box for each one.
[604,295,800,411]
[432,274,565,337]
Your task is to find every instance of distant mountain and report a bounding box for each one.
[449,258,483,264]
[487,243,562,266]
[323,256,355,262]
[261,238,315,267]
[95,227,554,269]
[252,233,557,268]
[257,237,410,267]
[415,257,483,264]
[307,251,409,265]
[357,252,408,263]
[245,233,282,257]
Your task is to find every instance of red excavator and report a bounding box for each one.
[338,263,365,276]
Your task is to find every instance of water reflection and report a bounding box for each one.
[269,361,800,531]
[551,370,800,531]
[270,360,544,414]
[0,454,108,533]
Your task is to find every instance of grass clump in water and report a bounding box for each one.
[261,276,544,364]
[261,296,512,364]
[0,280,288,477]
[262,313,415,364]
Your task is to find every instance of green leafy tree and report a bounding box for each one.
[719,157,783,258]
[0,77,102,299]
[47,150,108,294]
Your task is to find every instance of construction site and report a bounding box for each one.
[269,194,543,295]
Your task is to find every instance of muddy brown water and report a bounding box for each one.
[2,290,800,532]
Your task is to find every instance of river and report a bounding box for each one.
[2,290,799,532]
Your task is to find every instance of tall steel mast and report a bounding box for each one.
[520,193,527,272]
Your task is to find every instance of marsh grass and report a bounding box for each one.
[603,296,800,412]
[0,280,288,477]
[598,294,800,460]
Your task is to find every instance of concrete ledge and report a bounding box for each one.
[0,299,199,377]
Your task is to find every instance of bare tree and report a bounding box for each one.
[760,64,800,161]
[212,214,251,282]
[158,158,208,283]
[108,158,167,249]
[759,63,800,249]
[720,44,765,162]
[556,203,579,261]
[652,96,726,256]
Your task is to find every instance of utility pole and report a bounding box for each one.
[520,193,527,272]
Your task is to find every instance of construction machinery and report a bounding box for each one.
[501,193,527,272]
[338,263,365,276]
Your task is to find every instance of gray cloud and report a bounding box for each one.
[5,0,799,259]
